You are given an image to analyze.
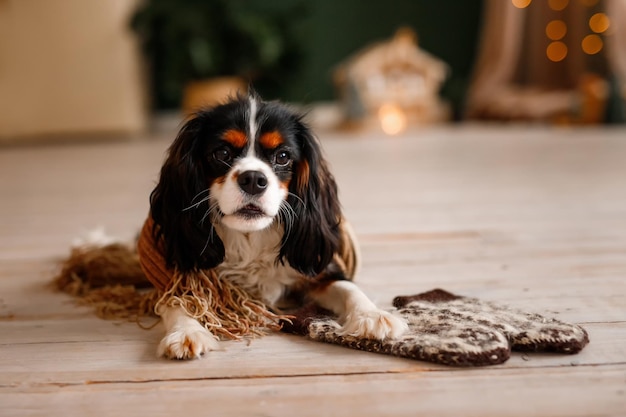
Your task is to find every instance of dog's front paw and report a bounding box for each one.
[157,325,219,360]
[339,309,409,340]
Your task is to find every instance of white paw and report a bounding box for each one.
[157,324,219,360]
[338,309,409,340]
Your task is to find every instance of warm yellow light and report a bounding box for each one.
[549,0,569,11]
[582,34,603,54]
[546,41,568,62]
[378,104,408,136]
[589,13,610,33]
[546,20,567,40]
[512,0,532,8]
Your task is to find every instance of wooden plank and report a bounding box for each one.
[0,141,163,260]
[0,322,621,386]
[0,259,96,320]
[0,334,423,387]
[1,365,624,417]
[2,230,624,326]
[2,128,626,254]
[3,251,621,327]
[1,259,621,325]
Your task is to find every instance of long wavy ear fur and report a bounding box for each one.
[149,115,224,273]
[279,118,342,276]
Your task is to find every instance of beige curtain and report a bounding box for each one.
[607,0,626,100]
[466,0,622,122]
[465,1,525,115]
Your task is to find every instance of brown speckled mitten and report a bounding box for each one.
[283,289,589,367]
[393,289,589,354]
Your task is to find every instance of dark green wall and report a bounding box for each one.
[261,0,484,119]
[143,0,484,117]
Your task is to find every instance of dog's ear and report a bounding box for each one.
[279,118,342,276]
[150,115,224,272]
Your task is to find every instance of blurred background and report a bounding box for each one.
[0,0,624,142]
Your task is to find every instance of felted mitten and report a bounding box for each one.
[283,289,589,367]
[393,289,589,354]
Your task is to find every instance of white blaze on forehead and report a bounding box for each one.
[236,155,272,174]
[247,95,258,157]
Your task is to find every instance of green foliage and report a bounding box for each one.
[130,0,305,108]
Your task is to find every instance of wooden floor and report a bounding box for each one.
[1,125,625,416]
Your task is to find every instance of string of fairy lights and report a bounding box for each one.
[511,0,611,62]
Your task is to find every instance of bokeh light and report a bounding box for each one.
[581,34,603,54]
[546,20,567,40]
[548,0,569,11]
[511,0,532,9]
[546,41,568,62]
[589,13,610,33]
[378,103,408,136]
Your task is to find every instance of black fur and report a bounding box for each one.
[149,92,342,276]
[150,115,224,272]
[278,116,341,276]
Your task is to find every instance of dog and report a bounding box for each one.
[149,91,408,359]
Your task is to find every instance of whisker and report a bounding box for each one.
[200,234,211,257]
[201,206,220,255]
[200,209,210,226]
[283,200,297,221]
[217,159,233,169]
[200,204,215,226]
[209,223,216,243]
[278,200,297,244]
[200,201,221,227]
[277,207,289,237]
[287,192,306,209]
[182,195,211,212]
[190,189,210,204]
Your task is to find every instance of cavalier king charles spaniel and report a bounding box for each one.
[150,92,408,359]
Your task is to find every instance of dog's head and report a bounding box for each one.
[150,92,341,276]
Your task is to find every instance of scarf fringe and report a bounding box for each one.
[53,243,290,340]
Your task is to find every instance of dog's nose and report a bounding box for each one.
[237,170,268,195]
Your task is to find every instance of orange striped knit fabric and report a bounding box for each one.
[135,215,287,339]
[136,216,171,292]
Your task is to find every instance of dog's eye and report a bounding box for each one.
[275,151,291,166]
[213,148,232,163]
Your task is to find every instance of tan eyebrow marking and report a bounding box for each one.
[259,131,284,149]
[222,129,247,148]
[296,159,310,195]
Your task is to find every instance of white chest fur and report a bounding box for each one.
[214,223,301,306]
